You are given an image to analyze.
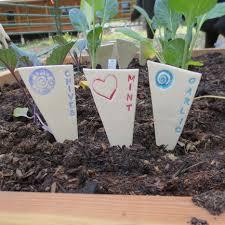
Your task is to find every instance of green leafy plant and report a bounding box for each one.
[69,0,119,68]
[0,38,75,127]
[117,0,225,69]
[13,107,32,119]
[53,34,90,71]
[0,40,75,88]
[0,48,30,101]
[46,39,75,65]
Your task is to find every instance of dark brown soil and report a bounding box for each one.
[0,53,224,204]
[190,217,209,225]
[193,190,225,215]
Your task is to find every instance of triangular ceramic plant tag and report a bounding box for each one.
[112,39,138,69]
[83,69,139,147]
[96,44,114,69]
[147,61,202,150]
[18,65,78,143]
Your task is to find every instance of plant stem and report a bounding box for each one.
[69,51,78,66]
[189,16,206,59]
[195,95,225,101]
[9,68,31,104]
[155,51,164,64]
[0,58,30,102]
[92,50,96,69]
[91,0,96,69]
[182,18,192,69]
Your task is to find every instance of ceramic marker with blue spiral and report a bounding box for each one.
[155,70,174,89]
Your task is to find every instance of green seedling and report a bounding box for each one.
[69,0,119,69]
[13,107,32,119]
[117,0,225,69]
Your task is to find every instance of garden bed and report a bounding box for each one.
[0,49,225,224]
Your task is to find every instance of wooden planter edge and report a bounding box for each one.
[0,192,224,225]
[0,48,225,225]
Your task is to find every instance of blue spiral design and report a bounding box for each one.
[155,70,174,89]
[29,68,55,95]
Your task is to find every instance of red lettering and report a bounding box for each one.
[128,75,135,82]
[126,104,132,111]
[129,83,132,91]
[127,94,133,101]
[126,75,135,111]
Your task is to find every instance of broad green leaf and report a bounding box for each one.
[85,0,105,14]
[116,28,155,59]
[87,26,103,53]
[80,0,93,27]
[96,0,119,25]
[13,107,31,119]
[46,42,75,65]
[162,38,185,68]
[141,40,156,59]
[10,43,41,67]
[204,2,225,20]
[19,56,33,67]
[69,8,89,33]
[168,0,217,18]
[154,0,181,36]
[187,60,204,67]
[134,6,153,31]
[80,0,105,26]
[74,39,88,56]
[116,28,146,42]
[151,16,158,30]
[0,48,17,71]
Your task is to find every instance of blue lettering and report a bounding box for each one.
[65,71,70,77]
[65,78,72,86]
[68,85,71,92]
[186,88,192,96]
[175,78,198,134]
[69,101,75,108]
[68,93,74,100]
[65,71,76,117]
[180,107,185,115]
[184,97,191,105]
[179,118,184,125]
[70,110,76,117]
[189,78,196,84]
[175,127,182,134]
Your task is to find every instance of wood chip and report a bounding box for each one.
[16,169,23,178]
[50,182,57,193]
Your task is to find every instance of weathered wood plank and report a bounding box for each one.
[0,69,20,86]
[192,48,225,57]
[0,192,224,225]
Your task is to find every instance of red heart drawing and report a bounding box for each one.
[92,74,118,100]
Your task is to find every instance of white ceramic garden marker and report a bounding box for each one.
[112,39,139,69]
[147,61,202,150]
[84,69,139,147]
[96,44,114,69]
[18,65,78,143]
